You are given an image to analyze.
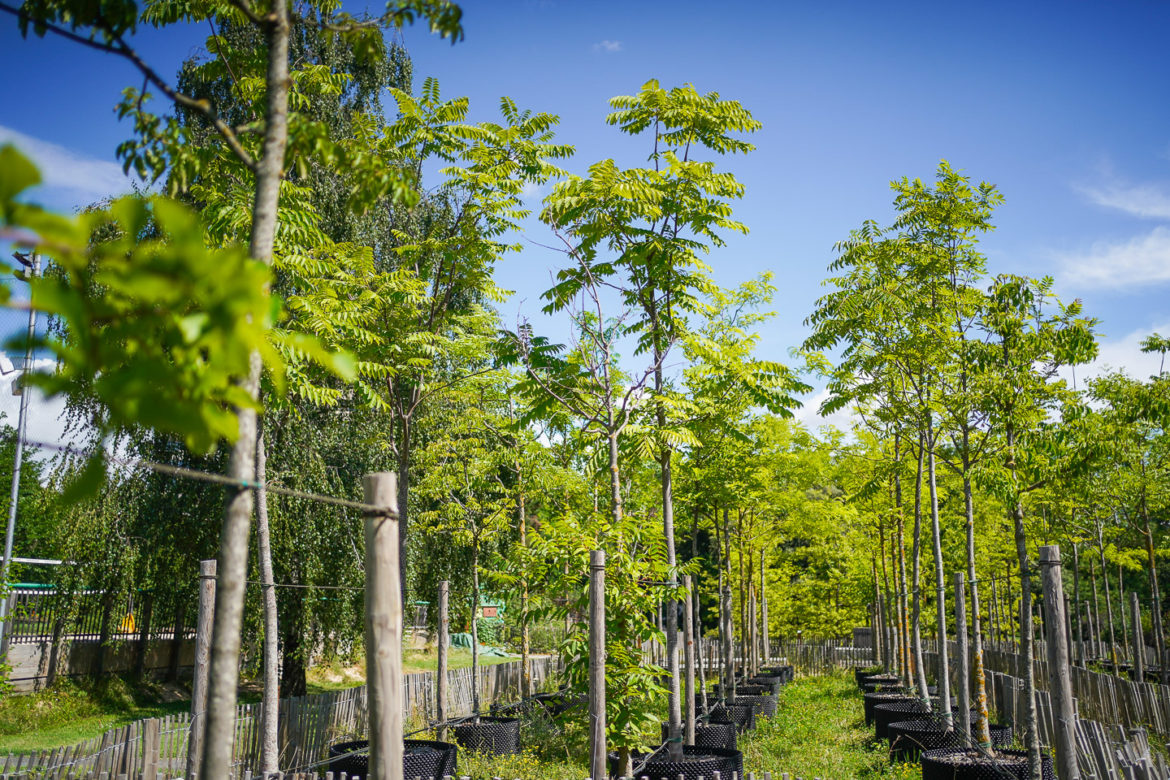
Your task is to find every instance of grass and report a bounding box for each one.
[305,648,523,694]
[0,676,192,754]
[740,670,922,779]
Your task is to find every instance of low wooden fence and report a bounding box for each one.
[0,656,559,779]
[925,643,1170,779]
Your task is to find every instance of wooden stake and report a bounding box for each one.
[683,574,696,746]
[1039,545,1080,780]
[760,555,769,668]
[589,550,606,780]
[185,559,216,780]
[437,580,449,742]
[364,472,403,780]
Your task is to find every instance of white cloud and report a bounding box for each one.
[0,358,72,455]
[1055,226,1170,289]
[1064,322,1170,388]
[593,40,622,53]
[1078,181,1170,219]
[0,125,130,205]
[794,386,860,436]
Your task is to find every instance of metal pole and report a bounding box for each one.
[0,252,39,655]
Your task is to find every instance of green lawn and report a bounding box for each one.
[740,670,922,779]
[0,677,195,754]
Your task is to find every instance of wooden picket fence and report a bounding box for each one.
[0,657,558,779]
[925,644,1170,779]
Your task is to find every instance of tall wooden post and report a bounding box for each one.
[186,559,216,780]
[589,550,606,780]
[954,572,971,737]
[682,574,696,746]
[1131,592,1144,681]
[1039,545,1080,780]
[364,473,403,780]
[437,580,449,741]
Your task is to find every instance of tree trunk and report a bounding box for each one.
[1007,427,1041,780]
[964,465,991,748]
[1072,543,1083,666]
[200,0,290,770]
[1143,510,1166,684]
[396,412,412,607]
[255,431,279,775]
[471,543,480,718]
[926,440,951,727]
[910,435,929,703]
[1098,533,1119,675]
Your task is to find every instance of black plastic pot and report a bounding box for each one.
[328,739,457,780]
[887,719,964,761]
[854,665,883,686]
[660,721,737,751]
[863,692,916,725]
[453,716,520,755]
[873,700,931,739]
[712,683,767,697]
[763,665,794,682]
[860,673,902,691]
[747,676,784,693]
[610,745,743,780]
[534,691,586,716]
[709,702,757,733]
[920,747,1055,780]
[732,693,777,717]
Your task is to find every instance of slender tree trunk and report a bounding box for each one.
[894,434,912,687]
[200,0,289,771]
[1098,533,1119,675]
[1006,425,1041,780]
[1120,560,1130,661]
[1090,557,1101,662]
[471,542,480,717]
[964,459,991,748]
[1143,509,1166,683]
[395,411,412,606]
[255,430,279,774]
[517,470,530,698]
[926,437,952,727]
[1072,543,1083,666]
[910,434,930,704]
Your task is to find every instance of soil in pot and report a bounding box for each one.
[660,721,737,751]
[453,716,520,755]
[920,746,1055,780]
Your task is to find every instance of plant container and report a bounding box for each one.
[732,693,777,717]
[747,675,784,693]
[887,719,968,761]
[453,716,520,755]
[920,746,1055,779]
[863,691,916,726]
[610,745,743,780]
[709,702,757,733]
[854,665,884,687]
[661,721,737,751]
[328,738,457,780]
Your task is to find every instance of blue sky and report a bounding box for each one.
[3,0,1170,432]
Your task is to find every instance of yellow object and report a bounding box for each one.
[119,613,136,633]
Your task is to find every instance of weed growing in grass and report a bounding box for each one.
[458,747,582,780]
[739,671,922,779]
